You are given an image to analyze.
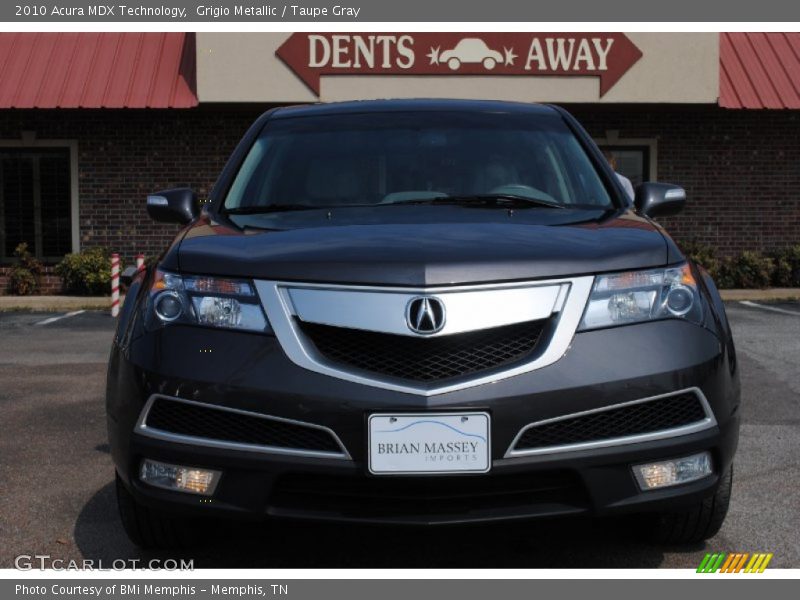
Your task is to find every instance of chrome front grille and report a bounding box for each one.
[255,277,595,395]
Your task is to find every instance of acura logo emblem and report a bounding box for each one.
[406,296,446,334]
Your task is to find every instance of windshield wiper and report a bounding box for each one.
[384,194,566,209]
[224,204,319,214]
[225,195,585,214]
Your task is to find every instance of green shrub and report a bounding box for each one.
[767,245,800,287]
[8,243,43,296]
[718,251,774,289]
[680,240,721,280]
[55,247,118,296]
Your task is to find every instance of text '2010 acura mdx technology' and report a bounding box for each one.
[107,99,740,549]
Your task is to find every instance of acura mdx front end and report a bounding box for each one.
[107,99,739,548]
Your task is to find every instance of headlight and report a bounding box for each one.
[147,269,271,333]
[579,263,702,331]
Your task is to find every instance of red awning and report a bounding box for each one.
[720,32,800,109]
[0,32,197,109]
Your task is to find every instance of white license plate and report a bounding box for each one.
[368,412,491,475]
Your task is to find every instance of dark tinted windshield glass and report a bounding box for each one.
[224,111,613,210]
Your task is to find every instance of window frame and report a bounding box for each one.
[0,138,79,263]
[594,131,658,184]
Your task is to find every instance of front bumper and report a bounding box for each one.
[107,318,740,525]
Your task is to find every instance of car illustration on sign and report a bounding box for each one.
[439,38,504,70]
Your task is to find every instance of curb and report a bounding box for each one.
[719,288,800,302]
[0,295,124,312]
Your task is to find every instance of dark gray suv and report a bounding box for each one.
[107,99,739,548]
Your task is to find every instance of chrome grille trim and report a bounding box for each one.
[285,283,563,337]
[134,394,352,460]
[255,276,595,396]
[504,387,717,458]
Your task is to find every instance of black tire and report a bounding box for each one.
[645,465,733,544]
[115,473,191,549]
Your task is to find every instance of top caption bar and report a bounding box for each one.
[2,0,800,22]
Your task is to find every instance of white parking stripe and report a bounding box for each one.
[34,310,86,326]
[739,301,800,316]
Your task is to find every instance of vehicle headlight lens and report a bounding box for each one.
[153,291,184,322]
[147,269,270,333]
[665,284,694,315]
[192,295,267,330]
[579,263,702,330]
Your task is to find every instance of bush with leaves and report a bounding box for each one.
[680,240,721,280]
[8,242,43,295]
[55,247,118,296]
[767,245,800,287]
[717,251,774,289]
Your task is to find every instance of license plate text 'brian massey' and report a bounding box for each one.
[368,413,491,475]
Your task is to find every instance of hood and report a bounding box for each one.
[171,207,673,286]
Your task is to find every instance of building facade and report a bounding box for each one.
[1,32,798,292]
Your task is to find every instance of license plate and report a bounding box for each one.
[368,412,491,475]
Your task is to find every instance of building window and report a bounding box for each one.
[0,146,74,262]
[596,132,658,189]
[599,146,650,187]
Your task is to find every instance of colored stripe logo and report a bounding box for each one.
[697,552,773,573]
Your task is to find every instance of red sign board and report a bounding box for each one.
[276,33,643,97]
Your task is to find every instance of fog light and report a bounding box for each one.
[139,459,220,496]
[633,452,712,490]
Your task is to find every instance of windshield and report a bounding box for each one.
[223,111,613,211]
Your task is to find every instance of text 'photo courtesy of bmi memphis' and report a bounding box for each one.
[1,32,797,548]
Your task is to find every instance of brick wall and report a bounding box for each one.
[1,104,799,294]
[569,104,800,255]
[0,266,61,295]
[0,107,261,262]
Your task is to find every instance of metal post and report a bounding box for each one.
[111,253,120,317]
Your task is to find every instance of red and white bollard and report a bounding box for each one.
[111,253,120,318]
[136,253,145,273]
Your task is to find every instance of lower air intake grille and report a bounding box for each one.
[143,397,344,455]
[299,319,547,382]
[269,470,588,521]
[513,392,708,451]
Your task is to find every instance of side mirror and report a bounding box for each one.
[146,188,198,224]
[634,182,686,218]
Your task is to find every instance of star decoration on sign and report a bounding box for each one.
[427,46,441,65]
[503,47,517,66]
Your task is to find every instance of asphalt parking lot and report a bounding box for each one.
[0,302,798,569]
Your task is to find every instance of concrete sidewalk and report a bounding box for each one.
[1,289,799,312]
